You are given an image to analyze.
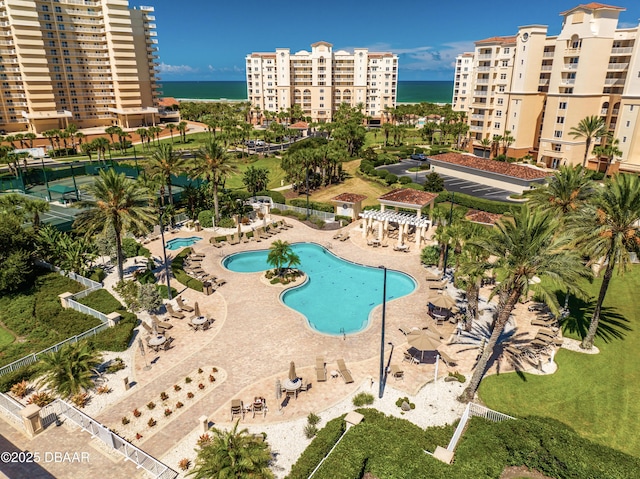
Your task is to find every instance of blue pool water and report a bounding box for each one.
[166,236,202,251]
[223,243,416,335]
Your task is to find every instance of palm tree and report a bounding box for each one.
[165,123,176,143]
[525,165,595,218]
[242,166,269,199]
[480,138,492,158]
[502,130,515,156]
[593,138,622,176]
[146,144,190,205]
[192,139,237,221]
[92,137,110,163]
[569,116,608,168]
[267,240,295,277]
[456,245,491,330]
[570,173,640,349]
[458,206,590,402]
[25,132,37,149]
[22,197,50,230]
[74,169,155,281]
[177,120,188,143]
[38,341,102,399]
[189,421,273,479]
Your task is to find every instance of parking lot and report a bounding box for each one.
[380,159,517,202]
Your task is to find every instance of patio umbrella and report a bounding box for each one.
[408,331,441,363]
[150,318,159,335]
[194,301,201,318]
[428,293,457,311]
[288,361,297,382]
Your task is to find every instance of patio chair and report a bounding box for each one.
[333,232,343,240]
[231,399,244,420]
[428,281,447,290]
[176,297,195,313]
[166,304,185,320]
[156,320,173,332]
[531,318,558,328]
[214,277,227,287]
[403,351,419,365]
[241,233,250,243]
[162,337,174,351]
[190,252,205,258]
[252,400,266,418]
[315,356,327,382]
[389,364,404,381]
[285,389,298,400]
[339,233,350,242]
[282,219,294,228]
[336,358,354,384]
[299,382,310,392]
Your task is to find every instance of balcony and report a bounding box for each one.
[470,114,485,120]
[476,78,489,84]
[539,79,549,85]
[601,108,608,115]
[563,63,578,70]
[543,51,555,57]
[608,63,628,70]
[477,66,491,72]
[470,124,484,132]
[540,65,553,71]
[473,90,488,97]
[561,78,575,85]
[478,54,492,59]
[612,109,619,116]
[611,47,633,54]
[604,78,624,86]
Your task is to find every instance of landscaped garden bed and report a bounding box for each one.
[108,366,225,443]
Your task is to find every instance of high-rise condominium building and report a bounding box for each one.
[246,41,398,124]
[452,3,640,173]
[0,0,160,134]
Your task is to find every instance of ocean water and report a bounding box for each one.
[160,80,453,104]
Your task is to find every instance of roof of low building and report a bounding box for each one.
[560,3,625,15]
[158,97,179,108]
[465,209,503,226]
[332,193,367,203]
[475,35,517,45]
[378,189,438,207]
[290,121,309,129]
[428,153,551,180]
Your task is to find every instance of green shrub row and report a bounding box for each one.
[0,364,40,393]
[287,416,346,479]
[435,191,521,215]
[171,248,203,292]
[122,237,151,259]
[292,410,640,479]
[77,288,137,352]
[197,210,213,228]
[288,199,334,213]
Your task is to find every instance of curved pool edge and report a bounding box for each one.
[221,241,419,337]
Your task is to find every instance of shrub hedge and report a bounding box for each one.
[289,199,334,213]
[435,191,521,215]
[171,248,203,292]
[0,364,40,393]
[289,410,640,479]
[122,238,151,259]
[77,288,137,352]
[197,210,213,228]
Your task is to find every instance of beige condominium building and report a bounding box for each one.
[246,41,398,124]
[452,3,640,173]
[0,0,160,134]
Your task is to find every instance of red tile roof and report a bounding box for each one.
[158,97,179,108]
[560,3,625,15]
[429,153,551,180]
[476,36,517,45]
[332,193,367,203]
[378,189,438,207]
[465,209,503,226]
[290,121,309,129]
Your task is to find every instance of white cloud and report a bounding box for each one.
[158,62,199,75]
[336,41,474,73]
[618,21,638,29]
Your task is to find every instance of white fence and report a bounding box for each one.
[272,202,335,221]
[0,395,177,479]
[0,261,113,378]
[447,403,515,451]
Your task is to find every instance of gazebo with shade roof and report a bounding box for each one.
[359,189,438,248]
[331,192,367,222]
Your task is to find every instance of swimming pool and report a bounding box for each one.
[166,236,202,251]
[223,243,416,335]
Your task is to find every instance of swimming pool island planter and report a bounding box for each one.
[223,242,416,335]
[261,270,307,287]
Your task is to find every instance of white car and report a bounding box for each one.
[255,140,265,146]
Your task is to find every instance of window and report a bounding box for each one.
[559,102,567,109]
[554,130,563,138]
[557,116,565,124]
[623,136,627,142]
[54,6,61,12]
[495,110,502,117]
[626,121,630,127]
[494,122,501,129]
[504,48,510,54]
[45,23,52,29]
[319,96,324,100]
[500,73,507,80]
[42,5,49,11]
[498,85,505,92]
[56,15,63,22]
[497,98,504,105]
[553,144,562,152]
[319,104,324,108]
[43,14,51,20]
[502,60,508,67]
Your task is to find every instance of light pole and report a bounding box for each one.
[378,265,387,398]
[305,164,310,220]
[441,191,455,279]
[158,205,172,300]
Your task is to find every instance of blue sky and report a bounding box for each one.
[148,0,640,82]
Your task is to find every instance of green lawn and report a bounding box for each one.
[479,265,640,457]
[224,155,286,191]
[0,326,14,348]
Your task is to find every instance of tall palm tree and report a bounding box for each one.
[570,173,640,349]
[479,138,492,158]
[165,123,176,143]
[189,421,273,479]
[74,169,155,281]
[92,137,110,163]
[177,120,188,143]
[525,165,595,218]
[146,144,189,205]
[593,138,622,176]
[458,206,590,402]
[38,341,102,399]
[192,139,237,221]
[24,132,37,148]
[22,197,50,230]
[569,116,608,168]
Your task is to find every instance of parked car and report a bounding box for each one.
[410,153,427,161]
[255,140,265,146]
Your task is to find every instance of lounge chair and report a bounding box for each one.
[190,252,205,258]
[428,281,447,290]
[231,399,244,420]
[315,356,327,382]
[259,228,271,240]
[162,337,174,351]
[403,351,419,365]
[241,233,250,243]
[141,321,154,335]
[166,304,185,320]
[437,350,458,367]
[251,400,266,418]
[531,318,558,328]
[176,297,195,313]
[333,232,343,240]
[339,233,350,242]
[282,219,294,229]
[336,358,354,384]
